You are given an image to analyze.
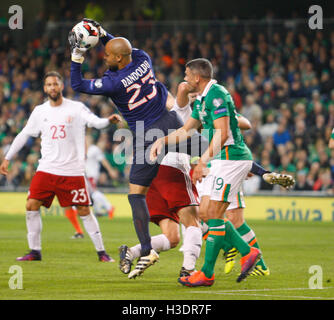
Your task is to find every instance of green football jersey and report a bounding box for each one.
[191,81,252,161]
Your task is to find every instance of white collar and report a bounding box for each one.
[196,79,217,101]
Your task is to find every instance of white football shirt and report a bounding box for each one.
[11,97,109,176]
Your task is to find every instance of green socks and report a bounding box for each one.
[236,222,267,270]
[224,220,251,256]
[201,219,226,278]
[200,219,267,278]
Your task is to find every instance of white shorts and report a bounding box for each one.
[197,160,252,206]
[196,175,245,210]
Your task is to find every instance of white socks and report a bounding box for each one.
[130,234,171,259]
[182,226,202,271]
[130,227,202,270]
[80,213,105,252]
[26,210,42,251]
[25,210,105,253]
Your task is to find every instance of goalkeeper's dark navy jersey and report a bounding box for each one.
[70,47,168,132]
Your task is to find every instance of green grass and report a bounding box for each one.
[0,214,334,300]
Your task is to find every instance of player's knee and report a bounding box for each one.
[26,199,41,211]
[166,232,180,248]
[199,206,208,222]
[225,209,244,228]
[76,206,90,216]
[179,211,199,228]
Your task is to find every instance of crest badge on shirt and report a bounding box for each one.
[94,79,103,88]
[66,116,73,124]
[213,98,223,108]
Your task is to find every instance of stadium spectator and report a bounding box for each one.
[259,113,278,141]
[240,94,262,124]
[294,171,313,191]
[1,16,334,195]
[273,122,291,147]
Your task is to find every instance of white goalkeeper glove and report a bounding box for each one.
[68,30,88,64]
[82,18,107,38]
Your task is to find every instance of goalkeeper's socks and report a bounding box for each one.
[201,219,226,278]
[128,194,152,256]
[65,207,83,234]
[236,222,267,270]
[80,212,105,252]
[250,162,270,177]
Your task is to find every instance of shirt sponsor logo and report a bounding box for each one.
[214,108,227,115]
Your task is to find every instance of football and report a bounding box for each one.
[72,20,99,49]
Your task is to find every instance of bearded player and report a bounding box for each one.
[0,71,121,262]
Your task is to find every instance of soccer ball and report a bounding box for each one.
[72,20,99,49]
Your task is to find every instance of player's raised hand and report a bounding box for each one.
[0,159,10,176]
[68,30,88,63]
[150,138,164,162]
[83,18,107,37]
[108,114,122,124]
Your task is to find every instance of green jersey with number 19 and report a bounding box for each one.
[191,80,252,161]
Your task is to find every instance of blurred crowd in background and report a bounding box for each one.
[1,7,334,194]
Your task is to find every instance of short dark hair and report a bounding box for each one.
[185,58,213,79]
[43,71,63,83]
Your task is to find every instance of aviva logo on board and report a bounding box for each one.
[0,193,333,222]
[266,201,322,221]
[245,197,334,222]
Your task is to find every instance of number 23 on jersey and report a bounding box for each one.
[126,70,157,110]
[50,125,66,139]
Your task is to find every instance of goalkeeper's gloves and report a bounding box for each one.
[83,18,107,37]
[68,30,87,64]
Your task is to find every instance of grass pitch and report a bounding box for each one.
[0,214,333,300]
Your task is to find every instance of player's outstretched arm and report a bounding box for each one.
[70,62,113,95]
[0,131,31,175]
[108,114,122,124]
[149,117,201,161]
[80,105,114,129]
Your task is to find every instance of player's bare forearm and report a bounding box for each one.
[0,159,10,175]
[200,129,228,164]
[200,116,229,164]
[176,82,194,108]
[237,115,251,130]
[150,117,200,161]
[164,117,201,145]
[166,91,175,110]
